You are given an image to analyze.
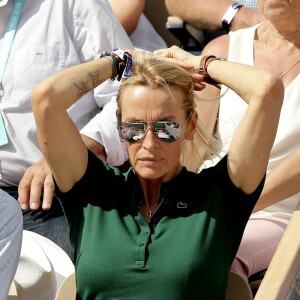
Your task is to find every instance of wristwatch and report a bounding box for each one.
[199,55,227,89]
[222,3,243,32]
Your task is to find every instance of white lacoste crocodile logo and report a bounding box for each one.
[177,202,187,209]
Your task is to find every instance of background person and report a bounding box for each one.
[165,0,265,45]
[0,0,132,259]
[29,46,283,299]
[194,0,300,280]
[108,0,167,51]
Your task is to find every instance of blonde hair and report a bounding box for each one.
[116,56,220,171]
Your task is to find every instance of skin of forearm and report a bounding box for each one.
[108,0,145,35]
[165,0,265,32]
[165,0,236,31]
[32,58,113,112]
[207,59,282,105]
[253,151,300,212]
[32,58,114,192]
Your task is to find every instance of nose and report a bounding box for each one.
[142,126,159,150]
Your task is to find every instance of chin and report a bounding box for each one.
[136,168,164,180]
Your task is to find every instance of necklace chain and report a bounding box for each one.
[138,202,158,218]
[264,27,300,79]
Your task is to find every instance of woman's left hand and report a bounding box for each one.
[126,46,206,91]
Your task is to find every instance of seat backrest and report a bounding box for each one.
[166,16,204,53]
[55,273,76,300]
[225,271,254,300]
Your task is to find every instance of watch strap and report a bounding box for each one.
[222,3,243,32]
[198,55,227,89]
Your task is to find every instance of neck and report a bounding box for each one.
[266,21,300,47]
[137,182,161,221]
[259,21,300,80]
[139,181,161,208]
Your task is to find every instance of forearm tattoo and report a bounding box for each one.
[71,69,102,98]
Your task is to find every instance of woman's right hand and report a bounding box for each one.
[154,46,200,71]
[153,46,206,91]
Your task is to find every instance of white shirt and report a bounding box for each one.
[0,0,133,186]
[235,0,258,10]
[0,189,23,298]
[204,24,300,220]
[130,13,167,52]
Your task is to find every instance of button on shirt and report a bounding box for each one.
[0,0,133,186]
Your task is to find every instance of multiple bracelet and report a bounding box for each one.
[198,55,227,89]
[100,48,132,81]
[100,49,226,91]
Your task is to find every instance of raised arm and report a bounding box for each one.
[32,57,114,193]
[207,59,283,194]
[165,0,265,32]
[253,147,300,212]
[154,46,284,194]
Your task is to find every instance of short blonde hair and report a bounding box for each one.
[116,56,219,171]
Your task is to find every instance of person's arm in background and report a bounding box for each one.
[165,0,265,32]
[18,134,108,210]
[253,147,300,212]
[108,0,145,35]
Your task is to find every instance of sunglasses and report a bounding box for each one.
[118,121,183,143]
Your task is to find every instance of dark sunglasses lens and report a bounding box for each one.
[118,121,182,143]
[153,122,181,142]
[118,122,146,142]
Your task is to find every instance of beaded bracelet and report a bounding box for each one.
[99,48,132,81]
[198,55,227,89]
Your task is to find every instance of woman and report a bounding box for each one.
[195,0,300,279]
[30,47,283,299]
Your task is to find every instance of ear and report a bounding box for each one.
[186,111,198,140]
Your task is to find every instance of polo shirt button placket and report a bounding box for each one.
[135,222,151,265]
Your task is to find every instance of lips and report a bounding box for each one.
[140,157,160,162]
[139,156,164,164]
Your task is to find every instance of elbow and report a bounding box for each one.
[256,72,284,109]
[31,83,55,117]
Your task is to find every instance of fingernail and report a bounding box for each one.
[30,202,39,210]
[21,203,27,210]
[42,203,50,210]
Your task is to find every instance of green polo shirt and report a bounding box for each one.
[57,149,264,300]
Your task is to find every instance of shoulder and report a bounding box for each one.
[201,34,230,58]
